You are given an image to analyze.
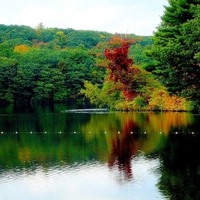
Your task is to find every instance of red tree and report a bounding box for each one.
[104,36,139,100]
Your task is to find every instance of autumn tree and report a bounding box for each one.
[104,36,162,101]
[82,35,191,111]
[14,44,29,53]
[53,31,67,48]
[104,36,140,99]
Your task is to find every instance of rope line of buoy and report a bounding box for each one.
[0,131,199,135]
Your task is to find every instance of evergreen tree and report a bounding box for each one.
[148,0,200,110]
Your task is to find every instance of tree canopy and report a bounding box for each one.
[0,17,197,111]
[147,0,200,110]
[81,36,190,111]
[0,24,153,106]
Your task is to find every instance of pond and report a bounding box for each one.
[0,103,200,200]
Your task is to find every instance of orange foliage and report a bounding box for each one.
[149,88,187,111]
[14,44,29,53]
[144,112,193,135]
[106,35,136,47]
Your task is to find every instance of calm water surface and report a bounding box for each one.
[0,104,200,200]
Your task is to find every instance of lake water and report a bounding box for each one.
[0,104,200,200]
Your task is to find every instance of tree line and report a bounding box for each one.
[0,0,199,111]
[0,23,152,106]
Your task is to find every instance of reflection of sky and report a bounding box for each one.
[0,156,166,200]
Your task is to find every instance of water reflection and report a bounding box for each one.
[0,104,200,199]
[157,134,200,200]
[81,111,196,135]
[108,133,138,180]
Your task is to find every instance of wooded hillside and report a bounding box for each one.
[0,24,152,105]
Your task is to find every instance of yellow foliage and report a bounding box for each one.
[99,34,105,38]
[149,88,188,111]
[18,147,31,162]
[14,44,29,53]
[56,31,64,35]
[112,87,190,112]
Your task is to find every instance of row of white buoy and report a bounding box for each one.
[0,131,198,134]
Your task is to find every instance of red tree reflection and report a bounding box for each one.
[108,120,140,180]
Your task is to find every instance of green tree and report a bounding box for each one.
[61,46,96,98]
[17,48,67,102]
[0,57,17,103]
[0,42,14,57]
[12,63,35,104]
[148,1,200,110]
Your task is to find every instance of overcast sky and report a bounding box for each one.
[0,0,169,35]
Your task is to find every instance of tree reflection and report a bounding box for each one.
[108,134,134,179]
[1,104,200,195]
[81,111,196,182]
[108,120,141,180]
[157,134,200,200]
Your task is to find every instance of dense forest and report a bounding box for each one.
[0,23,153,106]
[0,0,199,111]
